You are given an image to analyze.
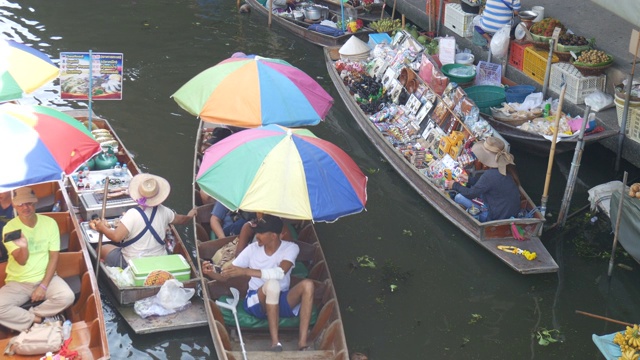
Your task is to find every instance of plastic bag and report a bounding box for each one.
[105,266,134,287]
[515,92,543,111]
[133,279,195,319]
[584,90,614,112]
[157,279,195,310]
[490,25,511,58]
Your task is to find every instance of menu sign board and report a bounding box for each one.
[60,52,123,100]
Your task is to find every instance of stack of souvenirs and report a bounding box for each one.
[334,31,500,188]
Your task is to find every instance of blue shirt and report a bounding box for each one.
[452,168,520,221]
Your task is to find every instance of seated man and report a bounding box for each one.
[475,0,520,42]
[0,187,75,332]
[204,215,314,351]
[445,136,521,222]
[210,202,252,239]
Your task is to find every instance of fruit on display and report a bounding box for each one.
[369,18,402,33]
[629,183,640,199]
[575,49,611,65]
[558,33,589,46]
[613,324,640,359]
[530,17,566,37]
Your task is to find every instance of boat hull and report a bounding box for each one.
[324,48,558,274]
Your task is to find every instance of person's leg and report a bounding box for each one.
[103,246,127,268]
[286,279,314,349]
[0,282,35,331]
[234,222,255,257]
[454,193,474,210]
[261,280,282,349]
[31,275,74,319]
[475,25,492,42]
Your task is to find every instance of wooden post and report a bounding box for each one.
[608,171,628,277]
[615,35,640,171]
[268,0,273,27]
[391,0,397,20]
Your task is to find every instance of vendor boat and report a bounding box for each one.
[324,47,558,274]
[0,181,109,359]
[245,0,373,48]
[60,110,207,334]
[483,115,617,156]
[191,121,350,359]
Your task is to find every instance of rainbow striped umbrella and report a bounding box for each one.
[172,54,333,128]
[197,125,367,222]
[0,103,101,191]
[0,40,59,102]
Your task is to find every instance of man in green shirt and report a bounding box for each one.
[0,187,74,331]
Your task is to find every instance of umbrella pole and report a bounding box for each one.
[95,176,109,278]
[88,50,94,131]
[540,84,566,218]
[556,105,591,229]
[608,171,628,278]
[615,37,639,172]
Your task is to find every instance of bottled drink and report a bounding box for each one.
[51,200,61,212]
[121,163,128,176]
[165,229,175,253]
[113,162,122,177]
[83,166,90,179]
[62,319,72,340]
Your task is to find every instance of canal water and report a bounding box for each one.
[4,0,640,358]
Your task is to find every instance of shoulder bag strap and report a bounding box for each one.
[123,207,164,247]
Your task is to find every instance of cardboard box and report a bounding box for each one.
[129,254,191,286]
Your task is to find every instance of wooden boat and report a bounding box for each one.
[246,0,373,48]
[324,47,558,274]
[483,114,618,156]
[192,121,350,359]
[0,181,109,359]
[60,110,207,334]
[314,0,388,24]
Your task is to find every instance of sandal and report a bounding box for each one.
[271,342,283,352]
[299,345,312,351]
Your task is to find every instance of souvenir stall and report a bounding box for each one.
[334,30,505,190]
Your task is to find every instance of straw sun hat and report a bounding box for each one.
[12,187,38,205]
[129,174,171,207]
[471,137,515,176]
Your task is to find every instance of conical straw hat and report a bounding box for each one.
[339,36,371,56]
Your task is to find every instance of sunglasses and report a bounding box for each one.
[15,202,36,208]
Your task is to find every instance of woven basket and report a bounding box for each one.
[553,51,572,62]
[570,60,612,77]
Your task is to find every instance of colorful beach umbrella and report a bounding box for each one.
[0,103,102,191]
[197,124,367,222]
[171,54,334,128]
[0,40,59,102]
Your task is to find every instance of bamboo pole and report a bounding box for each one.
[575,310,634,327]
[608,171,628,277]
[540,84,566,218]
[556,106,591,228]
[542,39,555,98]
[380,2,385,20]
[401,14,405,29]
[268,0,273,27]
[391,0,397,20]
[95,177,109,278]
[615,36,640,172]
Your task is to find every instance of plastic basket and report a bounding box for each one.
[523,47,559,85]
[548,62,606,105]
[505,85,536,103]
[475,61,502,86]
[444,3,475,38]
[508,41,532,71]
[465,85,506,114]
[615,101,640,142]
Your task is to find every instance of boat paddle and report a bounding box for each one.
[540,83,566,219]
[575,310,634,327]
[95,176,110,278]
[608,171,627,277]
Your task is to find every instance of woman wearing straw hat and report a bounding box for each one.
[91,174,197,268]
[445,136,521,222]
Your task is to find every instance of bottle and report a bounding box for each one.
[121,164,129,185]
[62,319,72,340]
[165,229,175,253]
[113,162,122,177]
[51,200,61,212]
[83,165,90,179]
[45,352,53,360]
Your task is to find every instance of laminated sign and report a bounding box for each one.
[60,52,123,100]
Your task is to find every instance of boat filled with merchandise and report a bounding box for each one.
[324,31,559,274]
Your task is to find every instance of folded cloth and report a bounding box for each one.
[309,24,344,37]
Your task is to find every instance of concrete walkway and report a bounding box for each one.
[391,0,640,167]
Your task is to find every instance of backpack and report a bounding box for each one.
[3,321,63,356]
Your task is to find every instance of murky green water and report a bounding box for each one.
[3,0,640,358]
